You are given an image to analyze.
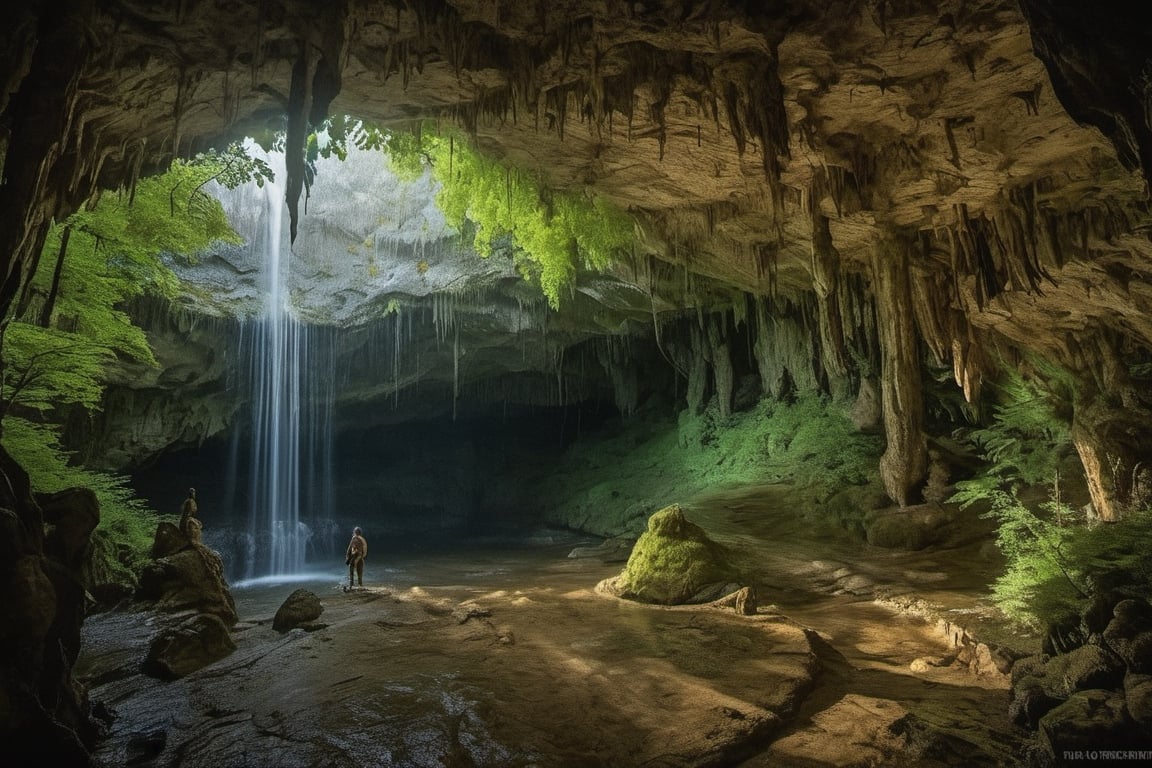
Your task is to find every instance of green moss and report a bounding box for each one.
[545,393,884,538]
[615,504,735,604]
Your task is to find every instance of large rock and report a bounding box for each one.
[1037,689,1141,760]
[596,504,736,605]
[138,525,238,626]
[864,504,953,550]
[141,613,236,680]
[1103,599,1152,674]
[1127,673,1152,733]
[39,488,100,573]
[0,450,97,765]
[273,589,325,633]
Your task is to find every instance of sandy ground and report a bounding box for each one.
[78,486,1028,767]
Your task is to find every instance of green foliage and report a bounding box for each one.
[980,488,1083,628]
[617,504,734,604]
[378,125,633,308]
[981,487,1152,629]
[3,152,247,423]
[2,418,157,586]
[949,368,1073,509]
[0,152,245,585]
[944,365,1089,628]
[0,324,115,416]
[680,393,882,490]
[547,393,883,537]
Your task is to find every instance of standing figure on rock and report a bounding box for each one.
[179,487,201,541]
[345,526,367,590]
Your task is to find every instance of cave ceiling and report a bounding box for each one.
[4,0,1152,413]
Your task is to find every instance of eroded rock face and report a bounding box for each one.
[137,524,238,627]
[141,612,236,681]
[0,451,98,765]
[4,1,1150,516]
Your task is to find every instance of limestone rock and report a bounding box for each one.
[142,613,236,680]
[1037,689,1136,760]
[273,589,324,633]
[1126,673,1152,732]
[1103,599,1152,674]
[865,504,952,550]
[39,488,100,572]
[0,448,99,765]
[596,504,736,605]
[138,534,238,626]
[150,521,190,559]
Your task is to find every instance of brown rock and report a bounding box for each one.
[138,544,238,626]
[39,488,100,572]
[273,589,324,633]
[150,521,190,559]
[142,613,236,680]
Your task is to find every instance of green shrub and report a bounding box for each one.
[2,418,157,587]
[981,488,1152,630]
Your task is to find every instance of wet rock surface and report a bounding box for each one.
[78,486,1029,767]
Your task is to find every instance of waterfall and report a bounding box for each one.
[218,148,337,580]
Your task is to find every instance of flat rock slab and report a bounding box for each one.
[82,577,817,767]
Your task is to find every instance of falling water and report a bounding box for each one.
[216,150,336,580]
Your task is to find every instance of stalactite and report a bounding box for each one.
[707,315,733,417]
[809,206,849,393]
[871,235,928,507]
[686,323,709,413]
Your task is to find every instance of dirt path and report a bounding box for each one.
[683,484,1028,766]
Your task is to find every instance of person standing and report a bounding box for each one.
[345,526,367,589]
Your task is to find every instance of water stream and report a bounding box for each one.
[217,150,337,580]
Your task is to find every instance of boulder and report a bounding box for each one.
[150,521,190,559]
[1008,683,1062,730]
[1126,673,1152,732]
[138,541,238,626]
[1009,643,1128,731]
[864,505,951,550]
[0,451,101,765]
[1055,644,1127,695]
[39,488,100,572]
[1103,599,1152,674]
[1037,690,1137,760]
[273,589,324,633]
[595,504,736,605]
[141,613,236,680]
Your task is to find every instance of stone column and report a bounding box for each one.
[1071,353,1152,521]
[707,316,733,418]
[871,236,928,506]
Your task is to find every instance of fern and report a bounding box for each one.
[950,367,1072,505]
[2,418,157,586]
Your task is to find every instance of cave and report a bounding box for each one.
[4,1,1152,766]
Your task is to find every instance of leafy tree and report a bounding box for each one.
[0,144,260,586]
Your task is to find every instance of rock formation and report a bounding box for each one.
[5,1,1152,764]
[0,450,100,766]
[2,1,1151,521]
[597,503,738,604]
[272,588,325,633]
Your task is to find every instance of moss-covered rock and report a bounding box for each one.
[596,504,737,605]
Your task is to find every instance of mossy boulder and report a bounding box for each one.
[596,504,737,605]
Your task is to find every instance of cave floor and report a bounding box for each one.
[78,485,1031,767]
